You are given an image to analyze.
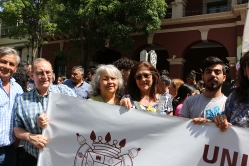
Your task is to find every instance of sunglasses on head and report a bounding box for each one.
[134,73,152,80]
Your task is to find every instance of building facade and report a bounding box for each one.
[0,0,248,81]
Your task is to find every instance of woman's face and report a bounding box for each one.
[57,77,63,84]
[99,70,119,95]
[135,66,153,93]
[169,82,176,97]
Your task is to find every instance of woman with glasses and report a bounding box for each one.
[120,61,171,115]
[89,64,124,105]
[213,51,249,131]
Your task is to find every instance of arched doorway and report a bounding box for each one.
[183,41,229,82]
[132,44,170,71]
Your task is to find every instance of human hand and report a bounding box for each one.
[37,112,48,128]
[192,117,212,124]
[120,98,132,109]
[213,114,231,132]
[28,134,48,149]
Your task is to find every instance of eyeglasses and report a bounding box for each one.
[134,73,152,80]
[35,70,53,77]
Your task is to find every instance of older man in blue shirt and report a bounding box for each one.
[0,47,23,166]
[14,58,77,166]
[63,65,91,99]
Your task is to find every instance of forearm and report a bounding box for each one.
[14,127,31,142]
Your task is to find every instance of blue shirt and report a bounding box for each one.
[0,77,23,147]
[14,84,77,158]
[63,79,91,99]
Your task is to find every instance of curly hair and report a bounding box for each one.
[113,57,134,71]
[12,67,30,92]
[90,64,124,98]
[235,51,249,102]
[127,61,163,101]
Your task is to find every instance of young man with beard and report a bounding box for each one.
[179,57,227,121]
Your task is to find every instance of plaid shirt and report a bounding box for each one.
[0,77,23,147]
[14,84,77,158]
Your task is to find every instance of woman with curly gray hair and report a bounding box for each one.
[89,64,124,105]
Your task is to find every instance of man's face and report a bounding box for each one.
[71,69,83,83]
[202,64,226,91]
[87,72,92,79]
[0,54,18,80]
[31,61,53,91]
[121,69,131,84]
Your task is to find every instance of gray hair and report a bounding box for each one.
[31,58,52,72]
[0,47,20,64]
[90,64,124,97]
[72,66,84,74]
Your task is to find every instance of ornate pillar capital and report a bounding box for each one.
[167,58,186,65]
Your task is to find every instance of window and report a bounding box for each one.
[54,54,67,77]
[1,24,10,36]
[203,0,231,14]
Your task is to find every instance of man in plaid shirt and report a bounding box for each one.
[14,58,77,166]
[0,47,23,166]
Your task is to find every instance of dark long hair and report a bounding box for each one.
[127,61,163,101]
[172,84,195,112]
[235,51,249,102]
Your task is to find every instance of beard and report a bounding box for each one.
[204,77,223,91]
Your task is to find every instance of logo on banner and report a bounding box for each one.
[73,130,141,166]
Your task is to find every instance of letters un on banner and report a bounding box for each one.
[38,93,249,166]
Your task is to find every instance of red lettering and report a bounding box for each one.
[203,144,219,163]
[220,148,238,166]
[241,154,248,166]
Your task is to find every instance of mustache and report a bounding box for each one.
[208,78,218,82]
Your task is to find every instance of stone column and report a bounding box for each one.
[226,57,237,80]
[167,58,186,79]
[231,0,237,6]
[171,0,186,18]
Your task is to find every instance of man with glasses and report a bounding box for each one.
[180,57,227,122]
[14,58,77,166]
[0,47,23,166]
[63,65,91,99]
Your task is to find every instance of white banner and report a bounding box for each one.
[242,3,249,54]
[38,93,249,166]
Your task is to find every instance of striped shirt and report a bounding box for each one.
[0,77,23,147]
[14,84,77,158]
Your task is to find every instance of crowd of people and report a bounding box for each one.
[0,46,248,166]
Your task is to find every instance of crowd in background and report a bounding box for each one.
[1,46,249,166]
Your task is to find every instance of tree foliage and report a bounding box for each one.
[54,0,167,69]
[0,0,57,59]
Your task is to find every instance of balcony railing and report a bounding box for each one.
[165,0,248,19]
